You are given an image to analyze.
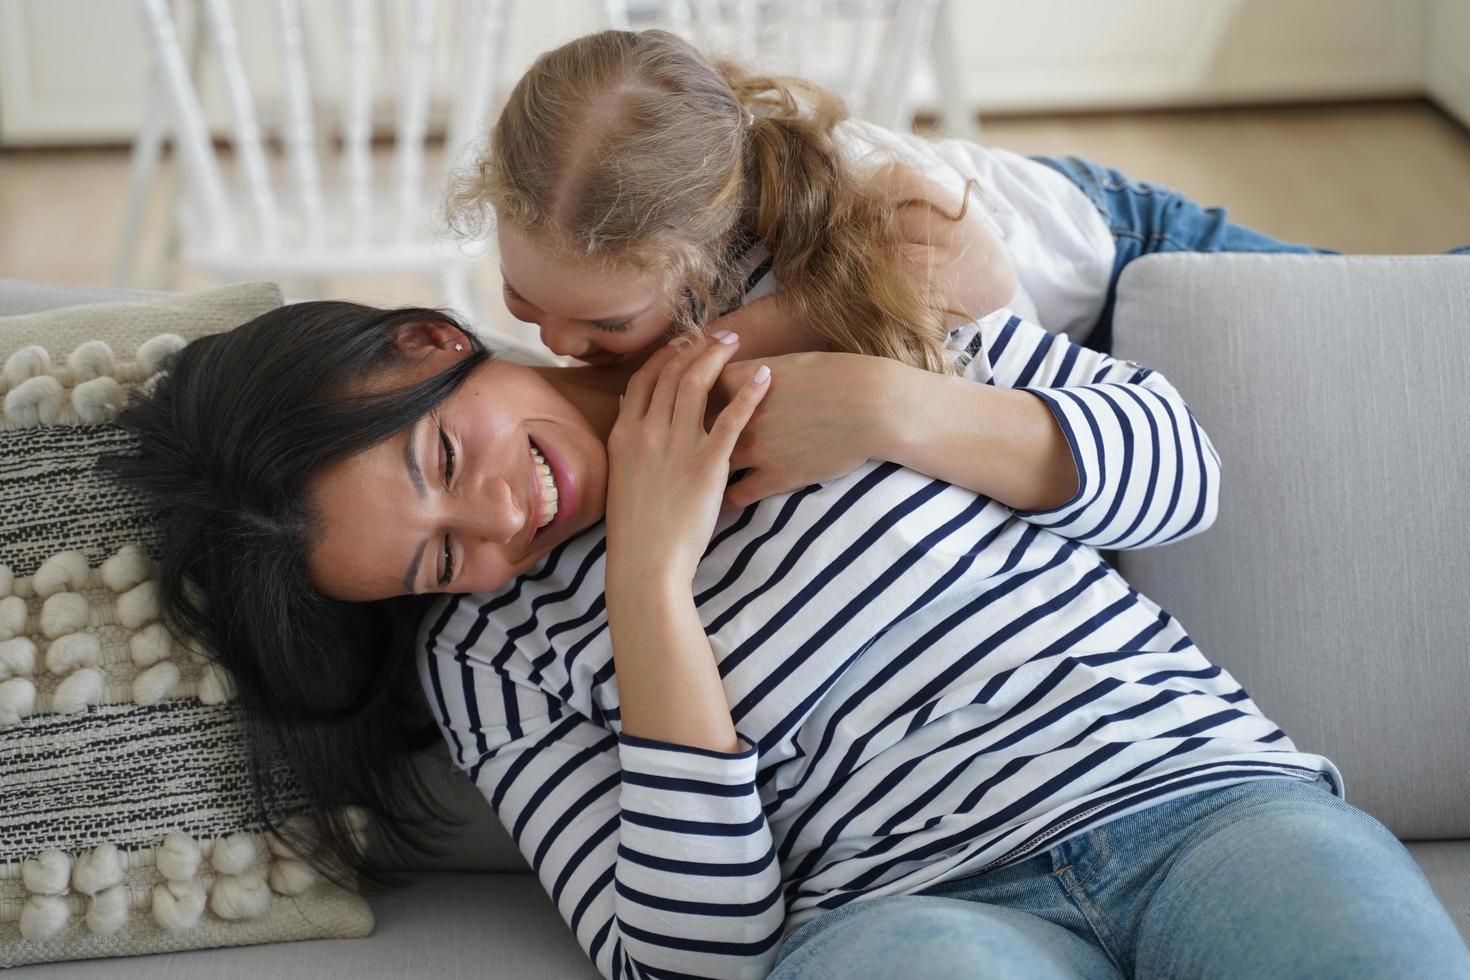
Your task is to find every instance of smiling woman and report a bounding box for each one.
[307,317,610,601]
[99,301,541,887]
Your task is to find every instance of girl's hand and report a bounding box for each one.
[606,334,771,586]
[712,352,911,512]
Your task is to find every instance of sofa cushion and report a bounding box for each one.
[1111,253,1470,841]
[0,280,282,356]
[0,282,374,967]
[15,845,1465,979]
[9,872,603,980]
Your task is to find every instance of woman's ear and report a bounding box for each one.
[389,320,472,356]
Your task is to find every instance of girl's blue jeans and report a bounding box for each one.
[1030,154,1337,353]
[769,776,1470,979]
[1032,154,1470,352]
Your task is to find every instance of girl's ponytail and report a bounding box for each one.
[719,61,955,373]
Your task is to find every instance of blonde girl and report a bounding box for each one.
[453,28,1026,369]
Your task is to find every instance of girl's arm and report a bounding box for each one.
[895,310,1221,550]
[418,339,785,979]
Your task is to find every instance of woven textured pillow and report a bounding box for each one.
[0,283,374,968]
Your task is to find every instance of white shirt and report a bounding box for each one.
[835,120,1117,339]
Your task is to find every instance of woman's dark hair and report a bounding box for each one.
[102,301,492,888]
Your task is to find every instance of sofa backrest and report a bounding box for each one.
[1112,253,1470,841]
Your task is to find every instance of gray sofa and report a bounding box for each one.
[10,253,1469,977]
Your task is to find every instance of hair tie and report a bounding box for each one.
[743,107,756,129]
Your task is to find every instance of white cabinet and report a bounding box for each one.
[0,1,154,144]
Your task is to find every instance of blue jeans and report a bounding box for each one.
[1031,155,1338,353]
[769,776,1470,979]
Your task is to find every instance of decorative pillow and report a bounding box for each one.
[0,283,375,968]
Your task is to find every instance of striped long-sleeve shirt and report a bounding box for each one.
[417,307,1343,979]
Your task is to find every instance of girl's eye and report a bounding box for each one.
[593,319,631,334]
[438,535,454,587]
[503,284,525,304]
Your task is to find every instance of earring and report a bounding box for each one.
[453,343,464,352]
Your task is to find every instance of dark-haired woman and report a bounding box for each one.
[110,298,1470,979]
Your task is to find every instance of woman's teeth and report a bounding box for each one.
[531,444,558,528]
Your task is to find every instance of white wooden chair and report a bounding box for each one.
[600,0,974,137]
[121,0,521,343]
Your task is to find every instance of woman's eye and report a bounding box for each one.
[593,319,631,334]
[439,535,454,587]
[439,424,456,484]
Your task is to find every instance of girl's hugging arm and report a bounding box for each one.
[419,601,785,980]
[905,309,1222,550]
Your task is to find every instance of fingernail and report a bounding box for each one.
[753,364,770,384]
[712,330,739,345]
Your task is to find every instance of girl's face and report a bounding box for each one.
[308,328,609,602]
[497,223,675,365]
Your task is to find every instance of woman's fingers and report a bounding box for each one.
[645,336,710,424]
[709,363,771,458]
[620,341,684,420]
[671,331,742,428]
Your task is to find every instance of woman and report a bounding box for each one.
[109,300,1470,979]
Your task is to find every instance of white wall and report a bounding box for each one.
[947,0,1426,114]
[0,0,1460,146]
[1426,0,1470,129]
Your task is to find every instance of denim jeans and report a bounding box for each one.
[769,776,1470,979]
[1030,155,1338,353]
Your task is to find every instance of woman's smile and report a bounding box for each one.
[308,347,610,602]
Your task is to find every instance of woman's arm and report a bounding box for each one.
[954,310,1221,549]
[883,161,1018,326]
[706,162,1018,363]
[420,597,784,980]
[603,337,769,753]
[878,358,1079,511]
[716,311,1220,551]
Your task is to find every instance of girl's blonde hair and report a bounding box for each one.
[450,29,964,373]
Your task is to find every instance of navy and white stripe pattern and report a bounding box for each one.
[418,307,1341,979]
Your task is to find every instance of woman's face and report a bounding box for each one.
[308,336,608,602]
[497,222,675,366]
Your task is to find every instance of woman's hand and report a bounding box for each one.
[711,352,909,512]
[606,334,771,586]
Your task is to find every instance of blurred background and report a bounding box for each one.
[1,0,1467,351]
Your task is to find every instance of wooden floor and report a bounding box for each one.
[975,100,1470,256]
[1,99,1467,337]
